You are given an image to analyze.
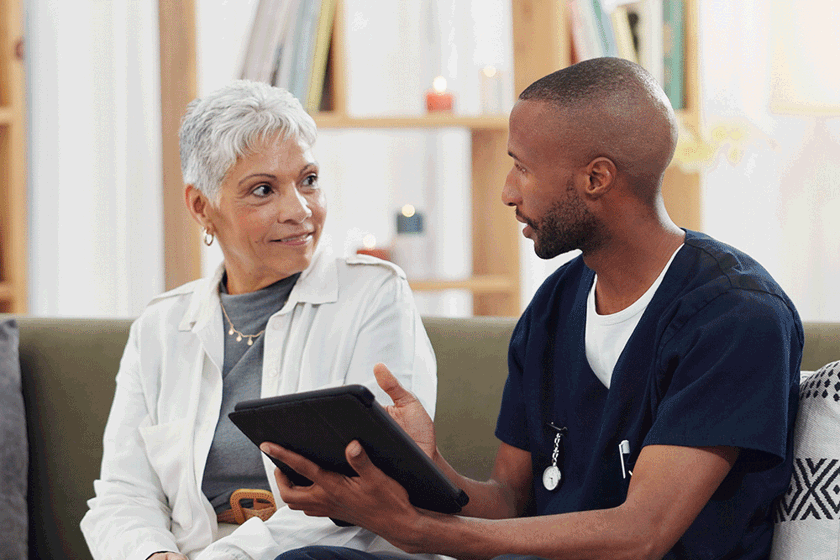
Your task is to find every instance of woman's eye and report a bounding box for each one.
[252,184,272,197]
[302,174,319,189]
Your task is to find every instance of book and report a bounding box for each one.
[259,0,298,86]
[240,0,281,81]
[286,0,323,102]
[568,0,604,61]
[619,0,664,85]
[662,0,684,109]
[304,0,337,112]
[591,0,618,57]
[610,6,638,63]
[274,0,303,91]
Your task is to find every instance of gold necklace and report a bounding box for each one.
[219,300,265,346]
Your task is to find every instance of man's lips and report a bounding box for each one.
[515,211,535,229]
[515,211,536,239]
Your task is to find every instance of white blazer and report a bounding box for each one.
[80,248,438,560]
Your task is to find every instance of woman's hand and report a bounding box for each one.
[373,363,437,460]
[148,553,188,560]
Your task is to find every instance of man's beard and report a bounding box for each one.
[526,183,600,260]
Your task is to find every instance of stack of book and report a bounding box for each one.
[240,0,336,112]
[567,0,684,110]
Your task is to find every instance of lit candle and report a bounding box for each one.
[425,76,454,113]
[480,65,504,114]
[355,234,391,261]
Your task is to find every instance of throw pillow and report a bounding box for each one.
[0,317,27,559]
[771,360,840,560]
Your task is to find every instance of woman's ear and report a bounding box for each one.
[184,185,213,231]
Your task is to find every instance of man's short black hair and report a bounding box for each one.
[519,57,661,107]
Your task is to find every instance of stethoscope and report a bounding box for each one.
[541,423,633,491]
[542,422,567,491]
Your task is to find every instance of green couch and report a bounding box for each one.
[13,316,840,559]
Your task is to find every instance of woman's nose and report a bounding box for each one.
[277,186,312,223]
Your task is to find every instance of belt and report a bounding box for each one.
[216,488,277,525]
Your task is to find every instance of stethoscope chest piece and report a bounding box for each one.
[543,423,567,491]
[542,464,562,490]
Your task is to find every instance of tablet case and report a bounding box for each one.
[228,384,469,517]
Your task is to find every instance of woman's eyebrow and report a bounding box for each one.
[237,173,275,186]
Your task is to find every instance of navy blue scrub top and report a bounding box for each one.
[496,230,803,560]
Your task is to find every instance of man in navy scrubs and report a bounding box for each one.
[263,58,803,560]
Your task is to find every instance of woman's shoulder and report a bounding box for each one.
[332,253,411,292]
[145,279,203,307]
[342,253,407,279]
[137,276,212,325]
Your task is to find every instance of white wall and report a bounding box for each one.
[26,0,164,317]
[698,0,840,322]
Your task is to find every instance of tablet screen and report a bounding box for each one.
[228,384,469,516]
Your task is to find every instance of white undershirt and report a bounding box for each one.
[585,245,683,388]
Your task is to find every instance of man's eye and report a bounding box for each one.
[302,174,318,188]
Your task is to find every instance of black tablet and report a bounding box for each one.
[229,384,469,517]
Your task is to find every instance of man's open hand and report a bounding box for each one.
[372,363,437,459]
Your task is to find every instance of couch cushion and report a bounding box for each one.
[771,360,840,559]
[0,318,28,559]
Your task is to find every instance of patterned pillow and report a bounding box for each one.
[0,318,27,559]
[771,360,840,560]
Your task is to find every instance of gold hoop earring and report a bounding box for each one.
[203,228,215,246]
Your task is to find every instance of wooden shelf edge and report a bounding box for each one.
[313,112,509,131]
[408,275,515,294]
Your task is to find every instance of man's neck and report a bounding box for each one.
[583,222,685,315]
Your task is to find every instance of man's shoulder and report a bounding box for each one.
[681,230,795,307]
[670,231,803,345]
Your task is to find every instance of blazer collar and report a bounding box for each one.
[178,243,339,333]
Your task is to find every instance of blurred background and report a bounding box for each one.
[12,0,840,321]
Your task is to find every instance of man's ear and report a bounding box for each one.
[584,157,617,198]
[184,185,213,231]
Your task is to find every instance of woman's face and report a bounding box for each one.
[203,134,326,294]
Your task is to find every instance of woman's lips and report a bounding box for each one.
[272,232,313,245]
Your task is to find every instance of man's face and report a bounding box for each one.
[502,99,599,259]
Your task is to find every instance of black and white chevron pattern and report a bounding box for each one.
[775,457,840,522]
[774,361,840,523]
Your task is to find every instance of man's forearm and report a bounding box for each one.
[432,459,524,519]
[430,442,533,520]
[410,506,657,560]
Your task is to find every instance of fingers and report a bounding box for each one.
[260,442,322,487]
[345,440,376,478]
[374,363,416,407]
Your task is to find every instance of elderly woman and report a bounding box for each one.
[80,81,437,560]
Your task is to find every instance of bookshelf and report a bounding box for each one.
[158,0,701,317]
[0,0,27,313]
[310,0,701,316]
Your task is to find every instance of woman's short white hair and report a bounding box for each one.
[179,80,317,202]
